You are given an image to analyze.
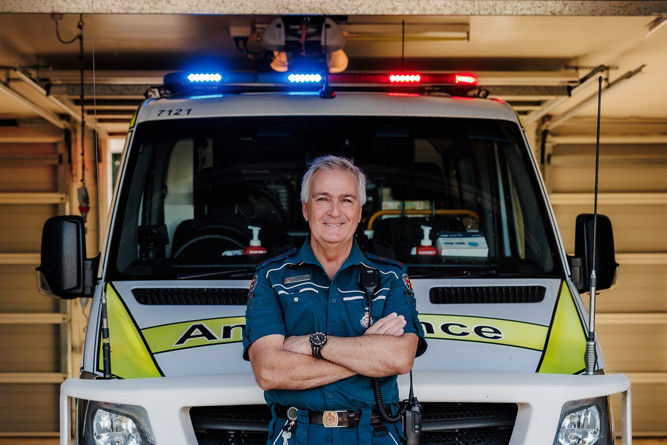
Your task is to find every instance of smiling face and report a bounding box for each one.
[302,168,363,256]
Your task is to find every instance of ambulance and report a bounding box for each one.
[38,68,631,445]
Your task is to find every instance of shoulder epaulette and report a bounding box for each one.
[364,251,404,269]
[257,247,298,269]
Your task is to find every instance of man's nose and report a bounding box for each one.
[328,200,341,216]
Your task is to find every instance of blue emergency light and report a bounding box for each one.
[187,73,223,83]
[287,73,322,83]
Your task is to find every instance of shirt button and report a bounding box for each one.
[328,393,334,399]
[331,298,336,304]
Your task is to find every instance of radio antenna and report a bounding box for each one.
[584,76,603,375]
[319,16,335,99]
[101,287,112,378]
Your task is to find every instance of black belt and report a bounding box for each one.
[274,405,384,428]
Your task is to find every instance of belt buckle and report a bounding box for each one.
[322,410,342,428]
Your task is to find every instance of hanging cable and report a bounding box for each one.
[53,14,89,223]
[91,12,100,208]
[401,20,405,71]
[76,15,90,224]
[53,14,80,45]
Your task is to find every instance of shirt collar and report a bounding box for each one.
[293,236,367,271]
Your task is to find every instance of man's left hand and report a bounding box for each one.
[364,312,405,336]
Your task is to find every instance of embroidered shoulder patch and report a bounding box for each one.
[402,273,413,292]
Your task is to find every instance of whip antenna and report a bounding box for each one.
[584,76,603,375]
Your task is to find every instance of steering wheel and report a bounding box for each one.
[171,224,250,260]
[238,187,288,224]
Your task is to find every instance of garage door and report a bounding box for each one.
[547,134,667,436]
[0,129,68,437]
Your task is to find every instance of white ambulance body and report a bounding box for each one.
[38,72,631,445]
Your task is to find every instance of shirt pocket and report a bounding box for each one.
[276,284,323,335]
[341,290,388,334]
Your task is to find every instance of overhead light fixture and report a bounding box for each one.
[328,49,348,74]
[270,51,289,72]
[339,23,469,42]
[263,17,348,73]
[646,16,667,37]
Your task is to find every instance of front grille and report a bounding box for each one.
[429,286,546,304]
[190,402,517,445]
[132,288,248,305]
[191,405,271,445]
[421,402,517,445]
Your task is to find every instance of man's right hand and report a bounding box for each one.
[364,312,406,336]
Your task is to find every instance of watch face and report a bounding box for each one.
[311,332,326,346]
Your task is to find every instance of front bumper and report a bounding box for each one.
[60,371,631,445]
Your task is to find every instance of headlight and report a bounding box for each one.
[78,399,156,445]
[554,397,613,445]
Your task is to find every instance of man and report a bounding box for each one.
[243,155,426,445]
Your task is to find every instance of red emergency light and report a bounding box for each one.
[389,74,422,83]
[327,72,478,93]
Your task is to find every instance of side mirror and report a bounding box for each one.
[36,215,98,299]
[569,214,618,293]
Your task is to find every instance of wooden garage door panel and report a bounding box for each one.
[550,165,667,193]
[0,265,60,313]
[0,204,58,251]
[553,204,667,253]
[0,384,59,433]
[0,143,59,156]
[0,165,57,192]
[597,324,667,372]
[599,264,667,313]
[0,325,60,373]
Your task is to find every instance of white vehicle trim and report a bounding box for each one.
[60,371,631,445]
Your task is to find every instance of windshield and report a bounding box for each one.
[107,116,561,280]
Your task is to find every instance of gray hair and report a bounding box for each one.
[301,155,367,205]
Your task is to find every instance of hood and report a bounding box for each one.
[92,278,587,379]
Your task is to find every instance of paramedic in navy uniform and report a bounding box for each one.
[243,155,426,445]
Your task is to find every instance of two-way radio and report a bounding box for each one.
[360,265,421,444]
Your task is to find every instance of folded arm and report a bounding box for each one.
[283,313,418,378]
[248,313,413,390]
[248,334,356,391]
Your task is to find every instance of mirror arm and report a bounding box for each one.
[82,254,100,298]
[567,255,586,292]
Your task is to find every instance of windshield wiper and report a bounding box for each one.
[177,267,256,280]
[407,269,499,279]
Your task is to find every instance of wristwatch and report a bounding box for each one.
[310,332,327,359]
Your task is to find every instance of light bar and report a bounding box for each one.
[288,73,323,83]
[187,73,223,83]
[162,70,479,96]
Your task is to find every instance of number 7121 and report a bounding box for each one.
[157,108,192,117]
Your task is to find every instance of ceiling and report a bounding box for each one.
[0,4,665,138]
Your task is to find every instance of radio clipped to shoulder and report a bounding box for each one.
[359,264,421,444]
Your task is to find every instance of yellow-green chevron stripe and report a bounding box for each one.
[98,284,161,378]
[538,283,587,374]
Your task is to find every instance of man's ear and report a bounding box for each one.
[302,201,309,221]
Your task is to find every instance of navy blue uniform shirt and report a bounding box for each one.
[243,238,426,411]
